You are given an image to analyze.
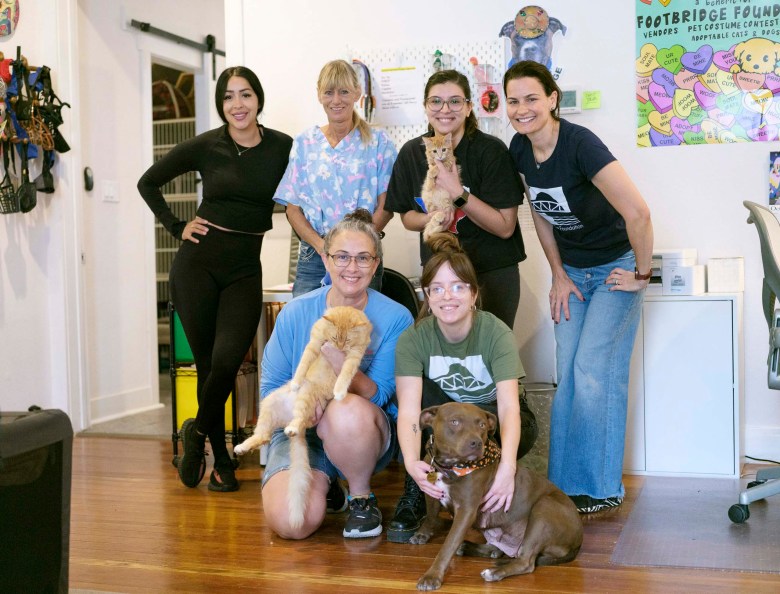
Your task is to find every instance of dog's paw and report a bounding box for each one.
[481,568,502,582]
[408,531,432,545]
[416,573,443,591]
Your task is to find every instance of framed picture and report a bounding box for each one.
[559,88,581,114]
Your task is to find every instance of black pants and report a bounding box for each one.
[421,377,538,460]
[170,228,263,458]
[477,264,520,330]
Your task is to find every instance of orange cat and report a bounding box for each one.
[233,306,372,528]
[421,133,457,240]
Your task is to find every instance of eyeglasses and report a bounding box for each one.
[425,96,471,112]
[424,282,471,298]
[327,252,377,268]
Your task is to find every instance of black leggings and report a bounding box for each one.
[477,264,520,331]
[170,227,263,458]
[421,377,537,460]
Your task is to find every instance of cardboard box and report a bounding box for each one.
[707,257,745,292]
[662,264,705,295]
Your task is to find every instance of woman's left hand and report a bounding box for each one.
[434,159,463,200]
[606,267,648,293]
[320,342,346,374]
[481,461,515,513]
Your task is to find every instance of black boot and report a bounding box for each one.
[178,418,207,487]
[387,473,426,543]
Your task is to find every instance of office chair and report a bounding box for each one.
[380,268,420,319]
[728,201,780,523]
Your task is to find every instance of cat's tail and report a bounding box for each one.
[287,433,311,530]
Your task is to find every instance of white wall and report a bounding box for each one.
[227,0,780,460]
[0,0,223,431]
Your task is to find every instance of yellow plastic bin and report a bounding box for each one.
[174,368,234,431]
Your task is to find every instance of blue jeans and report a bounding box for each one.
[547,251,644,500]
[292,240,383,298]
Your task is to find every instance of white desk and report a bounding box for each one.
[624,293,743,477]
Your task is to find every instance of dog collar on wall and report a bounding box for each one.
[426,436,502,481]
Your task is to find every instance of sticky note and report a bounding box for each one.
[583,91,601,110]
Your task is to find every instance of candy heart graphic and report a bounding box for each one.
[637,75,652,102]
[715,69,739,95]
[658,0,672,6]
[648,109,673,134]
[693,81,718,110]
[743,88,774,115]
[680,45,714,75]
[716,92,742,115]
[669,116,699,142]
[637,99,655,127]
[734,72,765,92]
[673,89,697,118]
[707,107,736,128]
[648,81,674,113]
[701,119,723,143]
[698,64,721,92]
[688,106,707,125]
[747,125,779,141]
[765,73,780,94]
[674,69,699,90]
[683,130,707,144]
[655,45,685,75]
[637,123,651,148]
[652,68,678,97]
[718,129,741,144]
[713,49,737,72]
[649,127,681,147]
[636,43,659,76]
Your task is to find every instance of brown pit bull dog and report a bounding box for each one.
[410,402,582,591]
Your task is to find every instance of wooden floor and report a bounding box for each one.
[70,437,779,593]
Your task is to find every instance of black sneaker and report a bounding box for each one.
[343,493,382,538]
[387,473,427,543]
[208,459,239,492]
[178,418,207,488]
[570,494,623,514]
[326,478,348,513]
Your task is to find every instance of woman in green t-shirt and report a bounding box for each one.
[387,233,535,543]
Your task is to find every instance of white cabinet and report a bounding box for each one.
[624,294,743,477]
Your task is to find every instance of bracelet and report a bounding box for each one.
[634,267,652,281]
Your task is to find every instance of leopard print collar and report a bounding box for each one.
[426,435,502,480]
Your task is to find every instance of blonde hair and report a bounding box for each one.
[317,59,372,144]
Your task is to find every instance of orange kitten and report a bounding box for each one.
[233,306,372,528]
[421,133,457,240]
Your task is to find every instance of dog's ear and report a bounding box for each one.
[420,406,439,430]
[547,17,567,36]
[498,20,515,38]
[484,410,498,437]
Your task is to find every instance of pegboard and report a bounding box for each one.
[348,38,512,148]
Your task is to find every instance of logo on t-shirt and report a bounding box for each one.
[430,355,496,403]
[528,186,584,232]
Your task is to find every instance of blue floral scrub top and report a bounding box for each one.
[273,125,397,235]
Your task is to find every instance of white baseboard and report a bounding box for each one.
[90,386,162,425]
[744,425,780,462]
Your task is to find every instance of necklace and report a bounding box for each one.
[231,137,254,157]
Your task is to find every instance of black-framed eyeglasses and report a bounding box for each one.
[327,252,377,268]
[425,96,471,112]
[424,282,471,298]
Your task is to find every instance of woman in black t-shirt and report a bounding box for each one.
[138,66,292,492]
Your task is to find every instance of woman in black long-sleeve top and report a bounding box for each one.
[138,66,292,492]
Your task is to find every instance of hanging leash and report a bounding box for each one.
[352,59,375,123]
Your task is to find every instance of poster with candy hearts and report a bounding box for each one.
[636,0,780,146]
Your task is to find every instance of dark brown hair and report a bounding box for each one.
[502,60,562,121]
[215,66,265,124]
[424,70,478,137]
[417,233,480,323]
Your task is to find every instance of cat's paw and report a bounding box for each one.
[284,425,299,437]
[290,382,301,392]
[333,389,347,401]
[233,443,250,455]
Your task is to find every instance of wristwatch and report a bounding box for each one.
[453,188,469,208]
[634,267,652,281]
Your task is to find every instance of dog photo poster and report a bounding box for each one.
[636,0,780,147]
[769,151,780,205]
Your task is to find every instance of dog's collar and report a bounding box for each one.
[426,435,501,480]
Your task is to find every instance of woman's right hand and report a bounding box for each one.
[549,271,583,323]
[182,216,210,243]
[408,459,444,500]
